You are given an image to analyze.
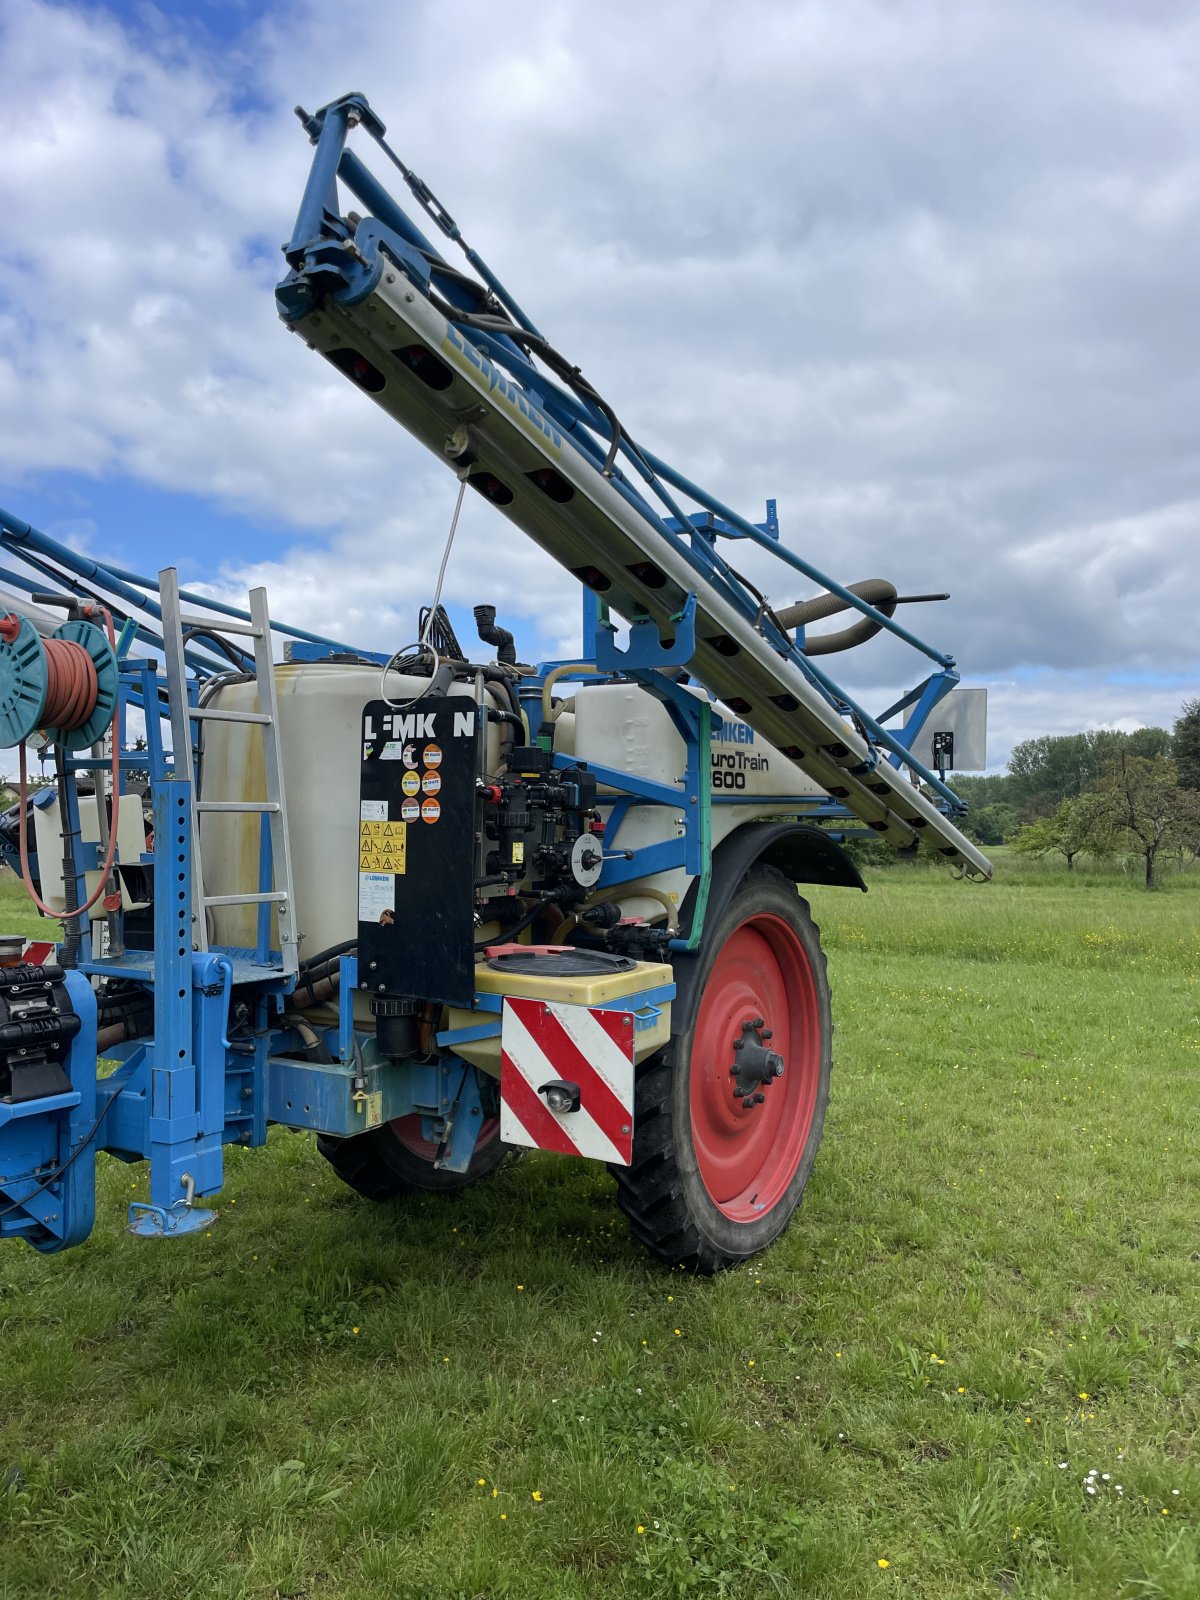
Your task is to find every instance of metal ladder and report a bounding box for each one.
[159,568,298,977]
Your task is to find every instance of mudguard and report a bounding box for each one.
[670,821,863,1036]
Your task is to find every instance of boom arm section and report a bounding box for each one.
[277,93,991,879]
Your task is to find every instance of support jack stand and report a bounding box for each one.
[128,1174,217,1237]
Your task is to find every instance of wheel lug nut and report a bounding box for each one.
[761,1028,773,1041]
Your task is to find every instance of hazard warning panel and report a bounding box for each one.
[500,996,636,1166]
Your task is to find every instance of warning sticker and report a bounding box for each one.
[360,800,388,822]
[421,770,442,796]
[358,818,407,874]
[400,798,420,822]
[422,743,443,768]
[421,798,441,824]
[358,872,395,923]
[401,770,421,797]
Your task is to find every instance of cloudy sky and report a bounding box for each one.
[1,0,1197,769]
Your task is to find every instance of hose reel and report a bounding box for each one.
[0,613,118,751]
[0,608,123,924]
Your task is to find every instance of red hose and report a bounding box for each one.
[12,609,122,922]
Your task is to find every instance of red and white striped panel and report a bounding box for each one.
[500,996,635,1167]
[22,941,56,965]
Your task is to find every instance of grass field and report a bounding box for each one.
[0,856,1197,1599]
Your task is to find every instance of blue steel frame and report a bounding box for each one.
[0,520,685,1249]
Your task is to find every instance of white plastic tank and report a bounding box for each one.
[570,681,826,800]
[199,662,506,955]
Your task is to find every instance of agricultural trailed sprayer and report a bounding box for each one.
[0,94,990,1271]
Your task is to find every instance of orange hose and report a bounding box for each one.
[15,609,121,923]
[41,637,99,730]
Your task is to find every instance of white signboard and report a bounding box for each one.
[905,687,988,773]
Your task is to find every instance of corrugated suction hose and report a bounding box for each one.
[775,579,898,656]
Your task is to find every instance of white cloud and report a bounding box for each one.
[0,0,1197,767]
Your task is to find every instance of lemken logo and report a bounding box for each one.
[440,325,563,454]
[364,710,475,741]
[713,717,755,745]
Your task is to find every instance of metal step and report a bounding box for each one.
[202,891,290,908]
[188,707,272,725]
[194,801,281,814]
[178,614,263,638]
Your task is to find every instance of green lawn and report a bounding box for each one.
[0,859,1197,1599]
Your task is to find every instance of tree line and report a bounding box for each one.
[954,698,1200,888]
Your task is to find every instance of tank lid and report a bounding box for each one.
[485,945,637,978]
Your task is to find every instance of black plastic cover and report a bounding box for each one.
[486,949,637,978]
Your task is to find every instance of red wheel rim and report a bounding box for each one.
[389,1114,501,1162]
[689,912,821,1221]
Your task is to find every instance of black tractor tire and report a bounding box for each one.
[317,1115,506,1200]
[610,864,832,1272]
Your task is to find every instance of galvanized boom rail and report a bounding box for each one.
[276,92,992,880]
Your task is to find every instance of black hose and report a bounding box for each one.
[425,294,625,475]
[474,605,517,666]
[182,627,252,671]
[474,896,558,951]
[299,938,358,977]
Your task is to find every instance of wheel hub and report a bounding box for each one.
[730,1016,785,1107]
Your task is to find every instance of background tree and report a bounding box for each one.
[952,773,1016,811]
[1011,794,1113,870]
[1007,729,1173,818]
[963,802,1018,847]
[1174,698,1200,790]
[1089,754,1200,889]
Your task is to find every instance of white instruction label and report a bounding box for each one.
[358,872,395,924]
